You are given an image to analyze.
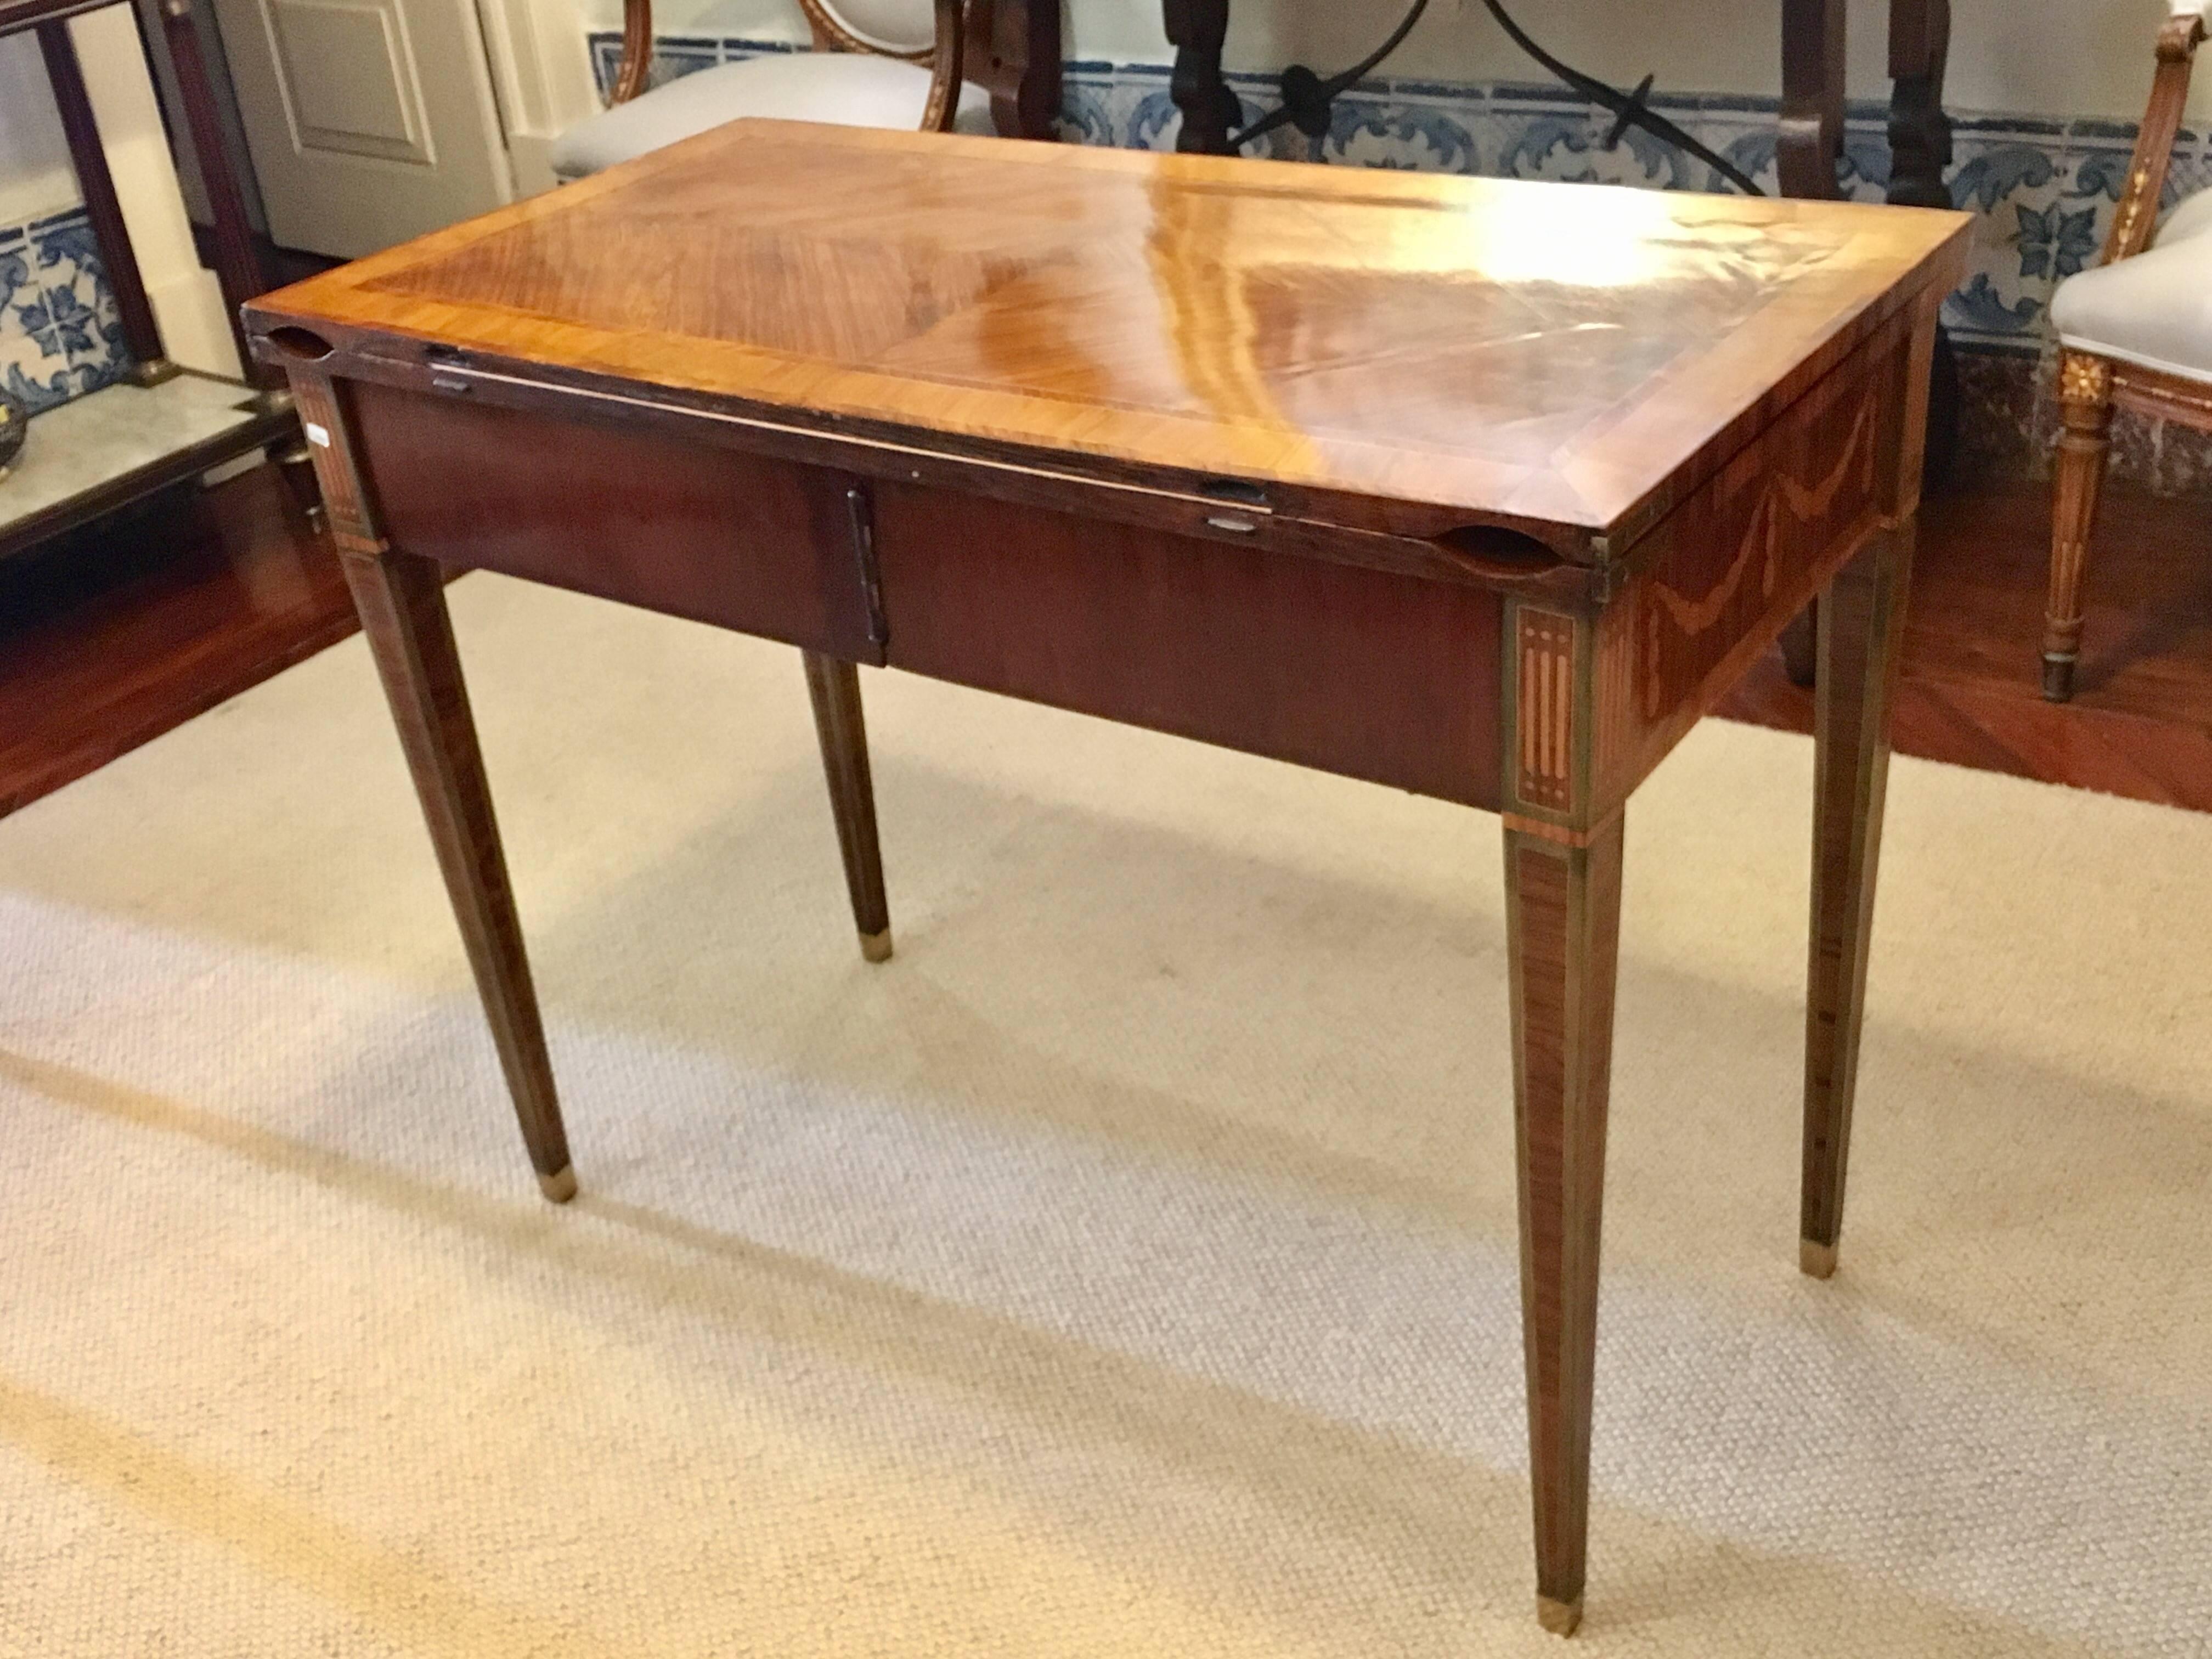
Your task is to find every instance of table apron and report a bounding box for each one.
[343,377,1509,809]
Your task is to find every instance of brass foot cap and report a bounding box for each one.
[860,928,894,964]
[1536,1595,1583,1637]
[2040,656,2076,703]
[538,1166,578,1204]
[1800,1239,1838,1279]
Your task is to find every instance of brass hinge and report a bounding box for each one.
[846,483,888,650]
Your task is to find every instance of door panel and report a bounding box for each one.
[268,1,430,163]
[216,0,512,257]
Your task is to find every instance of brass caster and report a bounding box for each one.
[1799,1238,1838,1279]
[537,1165,578,1204]
[1537,1595,1583,1637]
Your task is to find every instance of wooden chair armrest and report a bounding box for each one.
[609,0,653,104]
[920,0,967,131]
[2103,7,2205,263]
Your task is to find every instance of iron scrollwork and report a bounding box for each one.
[1229,0,1764,199]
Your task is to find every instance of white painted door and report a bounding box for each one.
[211,0,514,258]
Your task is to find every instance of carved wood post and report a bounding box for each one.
[1778,0,1847,200]
[1885,0,1954,211]
[2041,352,2114,702]
[1164,0,1238,154]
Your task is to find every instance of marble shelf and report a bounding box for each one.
[1,371,297,558]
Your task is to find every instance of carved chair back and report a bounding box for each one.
[800,0,941,55]
[2096,0,2208,269]
[609,0,1059,140]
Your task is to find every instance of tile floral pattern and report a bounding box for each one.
[0,207,131,416]
[587,35,2209,363]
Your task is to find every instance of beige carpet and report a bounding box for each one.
[2,573,2209,1657]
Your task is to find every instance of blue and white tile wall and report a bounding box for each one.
[586,37,2208,362]
[0,206,130,415]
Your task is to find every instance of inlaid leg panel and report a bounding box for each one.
[1505,814,1625,1637]
[802,651,893,963]
[1801,522,1914,1276]
[341,548,576,1201]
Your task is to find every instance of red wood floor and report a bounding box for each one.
[1,466,2208,822]
[0,467,356,820]
[1717,480,2212,808]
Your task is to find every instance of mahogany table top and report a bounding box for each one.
[250,120,1970,557]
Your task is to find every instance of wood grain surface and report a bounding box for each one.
[1504,813,1625,1636]
[246,120,1969,555]
[245,126,1973,1633]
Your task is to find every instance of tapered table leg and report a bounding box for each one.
[341,546,576,1202]
[1801,523,1914,1277]
[285,368,573,1200]
[1505,813,1625,1638]
[802,651,893,963]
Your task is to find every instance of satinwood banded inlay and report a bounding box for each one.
[289,373,376,551]
[1515,607,1578,813]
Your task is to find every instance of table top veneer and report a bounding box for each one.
[249,120,1970,560]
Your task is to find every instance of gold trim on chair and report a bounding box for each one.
[2038,4,2206,701]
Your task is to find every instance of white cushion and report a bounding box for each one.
[2159,185,2212,246]
[817,0,939,53]
[2050,188,2212,385]
[2171,0,2207,20]
[550,54,992,181]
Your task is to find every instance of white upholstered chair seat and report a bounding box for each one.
[550,53,994,182]
[2049,188,2212,385]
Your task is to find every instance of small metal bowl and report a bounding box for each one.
[0,386,26,483]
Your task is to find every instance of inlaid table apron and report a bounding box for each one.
[246,120,1970,1637]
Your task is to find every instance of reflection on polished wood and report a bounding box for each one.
[247,121,1969,1633]
[251,120,1963,552]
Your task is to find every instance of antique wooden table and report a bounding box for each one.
[247,122,1968,1635]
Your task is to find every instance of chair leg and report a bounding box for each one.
[2042,352,2114,703]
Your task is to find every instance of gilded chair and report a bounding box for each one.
[2040,0,2211,701]
[549,0,1060,183]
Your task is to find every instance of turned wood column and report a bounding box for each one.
[1164,0,1239,154]
[2041,352,2114,703]
[1886,0,1954,212]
